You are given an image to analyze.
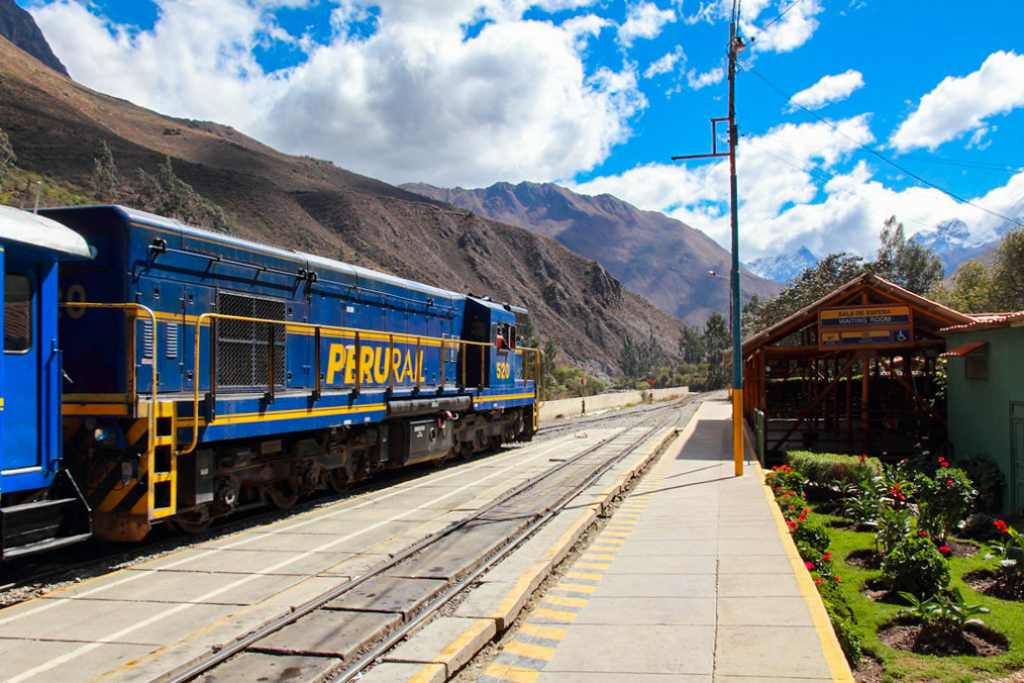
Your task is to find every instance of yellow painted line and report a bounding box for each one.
[593,537,626,545]
[556,582,596,594]
[482,663,540,683]
[580,552,616,561]
[600,531,632,538]
[544,595,587,609]
[437,619,493,662]
[756,459,855,683]
[575,562,611,570]
[564,571,602,581]
[504,639,556,661]
[408,663,446,683]
[533,607,578,622]
[519,623,567,641]
[589,545,623,553]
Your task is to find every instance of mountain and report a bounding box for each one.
[0,33,688,376]
[401,181,782,326]
[0,0,68,77]
[744,247,819,284]
[911,219,996,274]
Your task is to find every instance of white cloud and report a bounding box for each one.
[789,69,864,111]
[618,1,676,47]
[29,0,648,187]
[891,51,1024,152]
[644,45,684,78]
[567,114,1021,262]
[742,0,823,53]
[687,65,724,90]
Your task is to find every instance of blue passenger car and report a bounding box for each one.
[42,206,539,540]
[0,206,92,558]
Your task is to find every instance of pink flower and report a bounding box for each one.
[805,561,815,570]
[786,520,798,531]
[941,462,950,468]
[814,578,824,584]
[946,480,954,486]
[834,576,842,582]
[939,546,951,554]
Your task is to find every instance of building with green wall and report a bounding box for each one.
[942,312,1024,518]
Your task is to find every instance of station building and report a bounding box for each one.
[940,312,1024,517]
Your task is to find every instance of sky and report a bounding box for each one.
[15,0,1024,263]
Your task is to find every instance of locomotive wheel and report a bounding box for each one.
[268,482,299,509]
[328,467,350,493]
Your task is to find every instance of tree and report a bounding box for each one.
[743,253,865,335]
[131,156,232,233]
[872,216,944,295]
[0,126,16,184]
[91,139,121,203]
[678,324,705,365]
[619,332,662,380]
[703,312,730,390]
[928,261,994,314]
[990,228,1024,311]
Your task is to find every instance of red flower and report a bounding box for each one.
[859,454,867,462]
[939,546,951,554]
[787,520,798,531]
[805,561,815,570]
[823,552,833,562]
[834,576,842,582]
[919,531,929,537]
[941,462,950,468]
[946,480,954,486]
[814,578,824,584]
[994,520,1009,534]
[788,505,796,511]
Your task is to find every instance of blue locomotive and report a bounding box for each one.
[0,204,539,556]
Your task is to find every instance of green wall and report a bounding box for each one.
[945,326,1024,517]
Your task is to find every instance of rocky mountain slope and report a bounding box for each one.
[0,33,689,376]
[0,0,67,77]
[401,181,781,326]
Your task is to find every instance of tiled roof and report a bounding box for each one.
[939,311,1024,334]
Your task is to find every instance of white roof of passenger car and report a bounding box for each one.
[0,204,92,258]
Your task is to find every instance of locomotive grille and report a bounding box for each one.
[216,292,286,391]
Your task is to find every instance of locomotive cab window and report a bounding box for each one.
[4,273,32,353]
[494,322,514,352]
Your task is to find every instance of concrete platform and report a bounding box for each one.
[478,399,854,683]
[373,399,854,683]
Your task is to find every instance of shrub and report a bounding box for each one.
[793,519,831,554]
[786,450,881,488]
[875,505,915,555]
[881,535,950,598]
[915,465,977,542]
[959,513,1002,541]
[958,455,1006,513]
[765,464,805,497]
[987,519,1024,580]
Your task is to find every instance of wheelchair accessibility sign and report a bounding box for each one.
[818,305,914,349]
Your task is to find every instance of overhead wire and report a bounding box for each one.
[742,65,1024,229]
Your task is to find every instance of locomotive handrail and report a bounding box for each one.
[60,301,159,458]
[181,313,536,456]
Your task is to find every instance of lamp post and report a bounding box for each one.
[672,7,745,475]
[728,21,745,477]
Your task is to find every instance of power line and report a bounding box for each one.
[744,65,1024,229]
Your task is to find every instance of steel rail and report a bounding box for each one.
[161,400,686,683]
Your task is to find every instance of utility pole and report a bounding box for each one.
[673,4,746,476]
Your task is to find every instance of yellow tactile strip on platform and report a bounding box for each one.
[477,468,662,683]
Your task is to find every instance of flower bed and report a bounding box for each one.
[765,454,1024,683]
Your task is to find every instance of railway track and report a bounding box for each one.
[158,398,694,683]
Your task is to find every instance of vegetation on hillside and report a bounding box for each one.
[929,229,1024,313]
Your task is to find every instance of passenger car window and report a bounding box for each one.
[4,273,32,353]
